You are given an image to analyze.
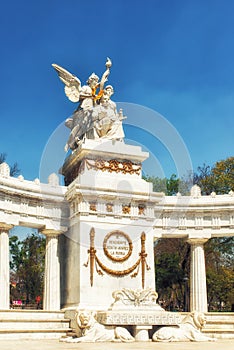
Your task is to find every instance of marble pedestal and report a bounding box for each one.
[60,139,163,310]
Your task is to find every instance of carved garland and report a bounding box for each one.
[84,228,150,289]
[63,158,141,185]
[85,159,142,175]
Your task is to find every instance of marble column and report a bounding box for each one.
[41,230,61,310]
[0,223,13,309]
[187,238,208,313]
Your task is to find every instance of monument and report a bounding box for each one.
[51,58,216,342]
[0,57,232,340]
[52,58,161,307]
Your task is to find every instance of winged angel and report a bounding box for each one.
[52,58,125,151]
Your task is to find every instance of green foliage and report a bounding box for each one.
[143,175,167,193]
[146,157,233,311]
[205,237,234,311]
[10,232,45,304]
[205,237,234,267]
[144,156,233,195]
[206,266,234,311]
[155,239,190,311]
[143,174,189,195]
[155,237,234,311]
[193,157,234,194]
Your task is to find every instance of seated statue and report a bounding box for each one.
[152,312,216,342]
[60,309,134,343]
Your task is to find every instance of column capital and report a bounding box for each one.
[0,223,13,232]
[40,229,63,236]
[187,238,209,246]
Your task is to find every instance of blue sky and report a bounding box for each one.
[1,0,233,183]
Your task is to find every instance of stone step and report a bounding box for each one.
[203,328,234,333]
[204,324,234,330]
[0,319,70,330]
[205,313,234,321]
[206,320,234,325]
[0,310,71,339]
[202,313,234,339]
[202,329,234,339]
[0,329,71,340]
[0,310,66,320]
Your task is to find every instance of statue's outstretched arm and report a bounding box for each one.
[99,57,112,91]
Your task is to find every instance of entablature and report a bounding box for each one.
[0,174,69,231]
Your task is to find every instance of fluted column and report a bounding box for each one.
[41,230,61,310]
[187,238,208,312]
[0,223,13,309]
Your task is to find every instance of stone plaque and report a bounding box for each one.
[103,230,133,262]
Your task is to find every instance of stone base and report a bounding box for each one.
[97,310,182,326]
[65,308,183,342]
[134,325,152,341]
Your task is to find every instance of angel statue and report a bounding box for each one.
[52,58,125,151]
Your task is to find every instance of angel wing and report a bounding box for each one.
[52,63,81,103]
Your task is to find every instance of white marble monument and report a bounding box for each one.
[0,57,232,340]
[52,58,162,313]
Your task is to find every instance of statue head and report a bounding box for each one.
[182,311,206,330]
[87,73,99,87]
[105,85,114,97]
[76,309,97,329]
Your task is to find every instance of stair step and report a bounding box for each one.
[0,321,70,330]
[0,329,71,333]
[0,310,66,320]
[203,328,234,333]
[0,329,71,340]
[202,329,234,339]
[0,310,71,339]
[206,320,234,325]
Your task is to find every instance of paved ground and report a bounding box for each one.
[0,339,233,350]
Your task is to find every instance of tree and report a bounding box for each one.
[155,237,234,312]
[143,175,167,193]
[10,232,46,306]
[155,238,190,311]
[0,152,20,177]
[205,237,234,311]
[166,174,180,196]
[148,157,234,311]
[143,174,188,195]
[193,157,234,194]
